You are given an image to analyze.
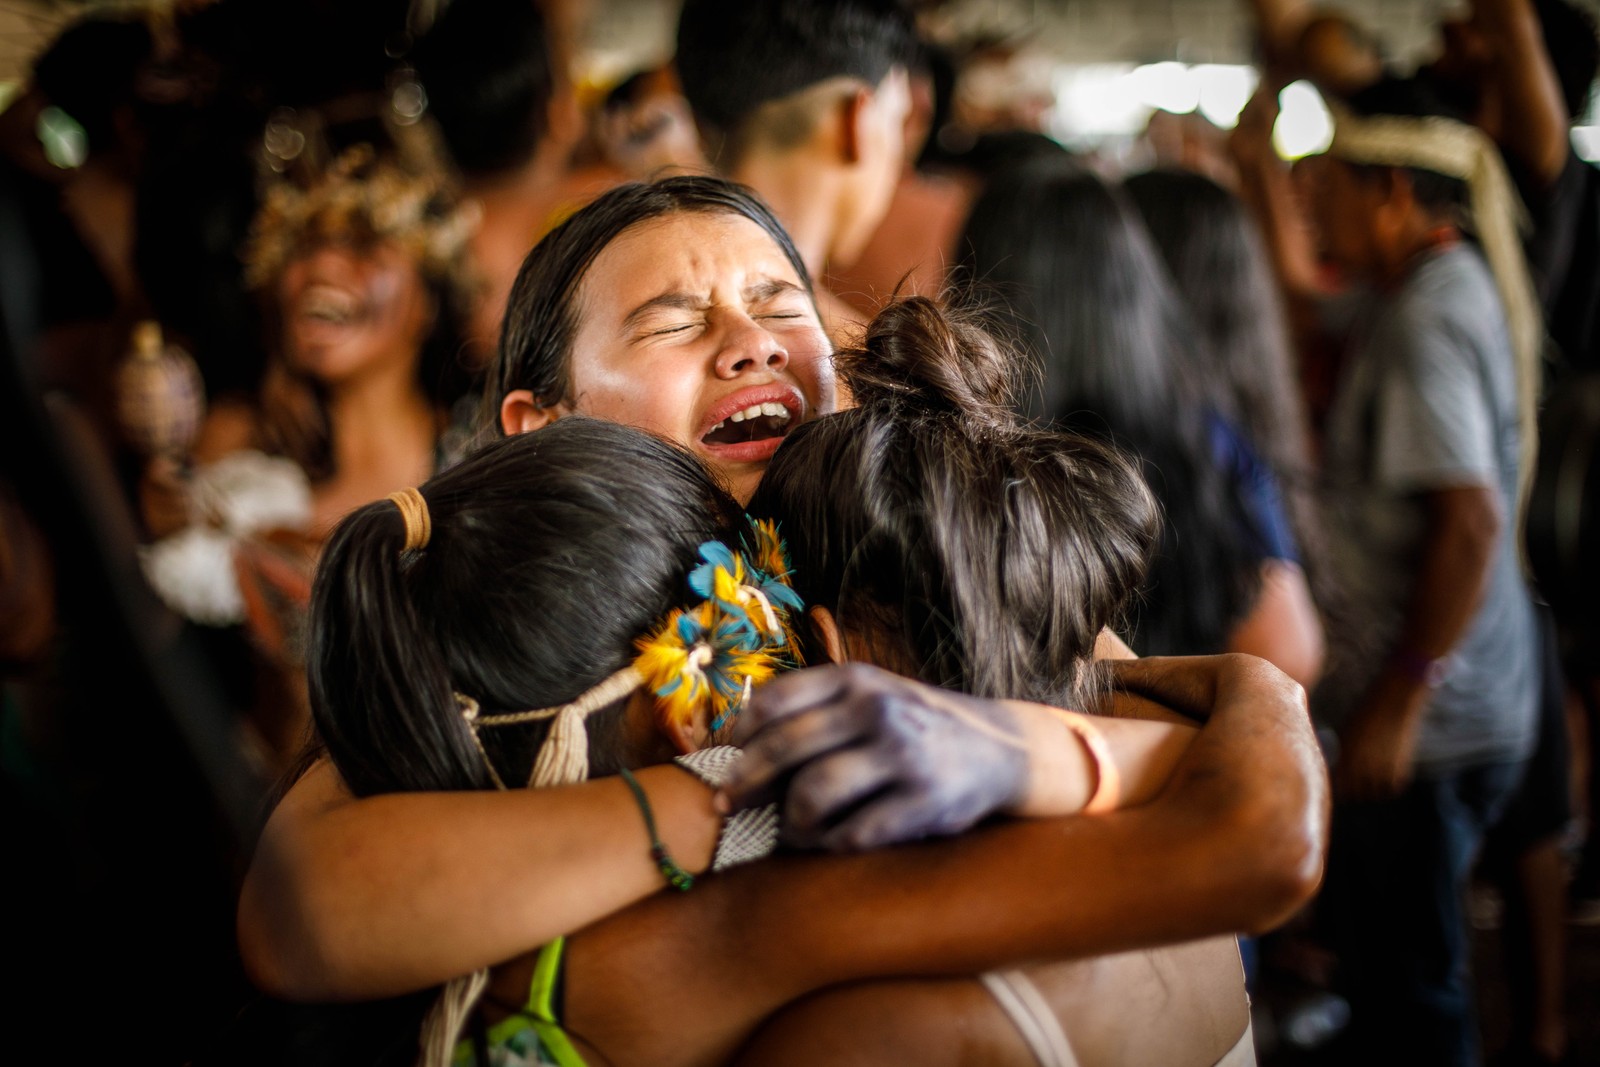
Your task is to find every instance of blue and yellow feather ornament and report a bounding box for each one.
[636,524,805,734]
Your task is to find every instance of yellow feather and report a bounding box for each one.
[748,519,790,581]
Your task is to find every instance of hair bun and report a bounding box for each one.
[839,296,1018,422]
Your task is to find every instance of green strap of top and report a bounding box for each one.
[454,938,587,1067]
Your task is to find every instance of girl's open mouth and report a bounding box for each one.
[696,387,805,465]
[701,401,793,445]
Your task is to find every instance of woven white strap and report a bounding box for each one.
[674,746,779,871]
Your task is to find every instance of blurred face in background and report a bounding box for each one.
[1305,157,1386,279]
[277,238,434,386]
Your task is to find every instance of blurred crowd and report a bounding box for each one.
[1,0,1597,1064]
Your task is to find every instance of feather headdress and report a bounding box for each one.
[462,519,805,779]
[638,525,804,732]
[243,142,480,293]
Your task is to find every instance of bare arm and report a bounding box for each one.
[1227,559,1326,689]
[243,685,1178,1002]
[1336,484,1502,798]
[561,654,1328,1066]
[1474,0,1571,186]
[1244,0,1385,99]
[238,657,1289,1003]
[1005,696,1197,815]
[237,759,721,1001]
[721,662,1199,849]
[1229,76,1329,305]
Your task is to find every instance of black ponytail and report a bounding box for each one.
[310,497,488,797]
[750,296,1159,710]
[308,419,745,798]
[957,162,1268,656]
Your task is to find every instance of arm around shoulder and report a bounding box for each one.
[563,656,1326,1065]
[238,759,722,1001]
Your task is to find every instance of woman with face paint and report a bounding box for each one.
[238,179,1327,1033]
[136,140,478,766]
[206,142,476,538]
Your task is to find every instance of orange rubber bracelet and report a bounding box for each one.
[1045,708,1121,814]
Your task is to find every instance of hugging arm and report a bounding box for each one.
[562,654,1329,1066]
[237,760,722,1001]
[238,656,1320,1004]
[722,662,1201,847]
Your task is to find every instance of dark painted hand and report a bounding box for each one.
[720,663,1030,851]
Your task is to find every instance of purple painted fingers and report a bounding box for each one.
[721,663,1031,851]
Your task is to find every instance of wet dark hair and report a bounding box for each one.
[956,162,1264,657]
[1124,169,1330,612]
[749,297,1158,709]
[486,175,813,432]
[308,418,745,798]
[675,0,916,161]
[413,0,554,178]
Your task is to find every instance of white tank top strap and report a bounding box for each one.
[1214,1019,1257,1066]
[978,969,1079,1067]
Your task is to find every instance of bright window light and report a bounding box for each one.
[1573,126,1600,163]
[1274,80,1334,159]
[1195,65,1258,129]
[1130,61,1199,115]
[1051,62,1266,142]
[1051,63,1145,141]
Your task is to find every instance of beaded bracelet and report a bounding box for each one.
[618,768,695,891]
[1044,708,1122,814]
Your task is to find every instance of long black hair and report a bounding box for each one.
[956,162,1263,657]
[1125,168,1330,624]
[749,297,1158,709]
[308,418,745,798]
[485,176,813,432]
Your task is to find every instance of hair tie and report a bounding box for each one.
[387,487,432,553]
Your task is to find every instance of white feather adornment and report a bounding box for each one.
[140,451,313,625]
[190,450,312,534]
[140,526,248,626]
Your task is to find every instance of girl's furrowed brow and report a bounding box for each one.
[620,291,711,333]
[744,278,807,303]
